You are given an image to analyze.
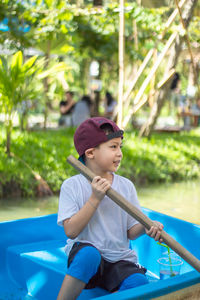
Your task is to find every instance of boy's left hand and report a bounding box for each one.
[145,221,164,242]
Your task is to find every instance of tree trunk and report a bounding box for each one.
[43,40,51,129]
[6,125,11,156]
[93,91,100,116]
[92,0,103,114]
[117,0,125,128]
[6,117,12,156]
[139,0,197,137]
[92,60,102,116]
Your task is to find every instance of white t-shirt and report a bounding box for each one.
[57,173,141,263]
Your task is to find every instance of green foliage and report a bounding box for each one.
[0,51,38,110]
[0,127,200,198]
[0,50,68,153]
[0,50,45,154]
[1,0,199,95]
[0,128,76,197]
[122,130,200,185]
[21,0,75,54]
[16,1,172,93]
[188,16,200,44]
[0,0,30,49]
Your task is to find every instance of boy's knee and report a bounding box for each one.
[81,246,101,268]
[67,246,101,284]
[119,273,149,291]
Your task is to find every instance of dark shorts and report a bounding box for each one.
[68,242,147,292]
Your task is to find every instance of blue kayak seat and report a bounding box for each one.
[6,239,109,300]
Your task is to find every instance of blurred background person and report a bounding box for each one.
[104,91,117,120]
[58,91,76,127]
[177,97,192,129]
[168,72,185,117]
[72,95,92,127]
[191,97,200,126]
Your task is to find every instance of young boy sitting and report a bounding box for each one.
[57,117,163,300]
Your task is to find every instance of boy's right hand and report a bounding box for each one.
[91,176,111,202]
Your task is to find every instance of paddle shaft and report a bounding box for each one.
[67,155,200,273]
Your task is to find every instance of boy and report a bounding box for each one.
[57,117,163,300]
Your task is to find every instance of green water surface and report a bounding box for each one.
[0,180,199,224]
[137,180,200,225]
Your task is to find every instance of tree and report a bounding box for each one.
[0,51,40,155]
[22,0,75,127]
[0,0,31,50]
[2,0,199,117]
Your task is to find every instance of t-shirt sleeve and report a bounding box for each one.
[57,178,79,226]
[127,181,142,230]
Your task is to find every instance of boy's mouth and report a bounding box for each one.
[113,160,121,166]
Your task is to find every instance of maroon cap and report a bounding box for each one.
[74,117,124,157]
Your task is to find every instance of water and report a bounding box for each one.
[137,180,200,225]
[159,270,179,280]
[157,255,183,280]
[0,196,58,222]
[0,180,199,223]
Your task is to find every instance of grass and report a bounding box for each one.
[0,127,200,198]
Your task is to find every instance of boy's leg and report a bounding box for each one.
[57,246,101,300]
[57,275,85,300]
[118,273,149,291]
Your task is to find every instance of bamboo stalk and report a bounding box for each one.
[123,32,177,128]
[123,0,187,107]
[149,49,157,107]
[130,69,176,115]
[123,49,154,105]
[157,68,176,89]
[159,0,187,39]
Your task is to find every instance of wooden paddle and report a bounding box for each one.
[67,155,200,273]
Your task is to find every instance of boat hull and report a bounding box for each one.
[0,208,200,299]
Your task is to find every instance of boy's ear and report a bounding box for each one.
[85,148,95,159]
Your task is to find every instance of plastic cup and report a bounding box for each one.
[157,256,183,280]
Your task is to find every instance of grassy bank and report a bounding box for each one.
[0,127,200,198]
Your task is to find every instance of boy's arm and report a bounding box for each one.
[63,194,100,239]
[63,176,110,239]
[128,221,164,242]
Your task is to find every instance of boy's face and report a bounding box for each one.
[90,137,123,173]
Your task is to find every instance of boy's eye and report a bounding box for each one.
[110,144,123,149]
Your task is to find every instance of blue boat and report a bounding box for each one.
[0,208,200,300]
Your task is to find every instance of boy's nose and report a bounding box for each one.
[117,148,123,157]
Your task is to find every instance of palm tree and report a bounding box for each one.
[0,51,39,155]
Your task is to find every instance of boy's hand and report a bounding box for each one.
[91,176,111,202]
[145,221,164,242]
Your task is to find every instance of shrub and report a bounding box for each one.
[0,127,200,198]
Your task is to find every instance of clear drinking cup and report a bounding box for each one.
[157,256,183,280]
